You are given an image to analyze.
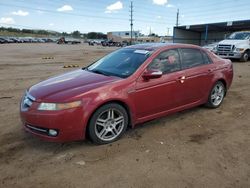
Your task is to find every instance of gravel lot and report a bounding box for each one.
[0,43,250,188]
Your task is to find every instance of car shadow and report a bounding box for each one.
[129,105,207,131]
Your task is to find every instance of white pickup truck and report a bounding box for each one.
[214,31,250,62]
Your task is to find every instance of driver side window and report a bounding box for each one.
[148,49,181,74]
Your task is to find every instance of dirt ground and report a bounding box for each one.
[0,43,249,188]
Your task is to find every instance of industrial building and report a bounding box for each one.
[107,30,172,43]
[173,19,250,46]
[107,31,140,38]
[107,31,140,42]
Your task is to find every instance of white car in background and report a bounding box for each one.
[203,42,218,52]
[214,31,250,62]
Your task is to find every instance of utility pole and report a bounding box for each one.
[176,8,179,27]
[129,1,134,45]
[167,27,170,36]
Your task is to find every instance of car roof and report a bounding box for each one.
[125,43,200,51]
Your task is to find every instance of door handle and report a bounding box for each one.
[208,69,213,73]
[178,76,186,83]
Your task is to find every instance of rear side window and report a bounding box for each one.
[201,51,212,64]
[180,48,204,69]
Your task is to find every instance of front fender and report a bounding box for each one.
[80,82,137,135]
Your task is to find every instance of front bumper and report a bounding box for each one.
[215,52,242,59]
[20,101,86,142]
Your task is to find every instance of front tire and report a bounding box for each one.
[240,51,249,62]
[88,103,128,144]
[206,81,225,108]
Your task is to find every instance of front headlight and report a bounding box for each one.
[235,48,244,52]
[38,101,82,111]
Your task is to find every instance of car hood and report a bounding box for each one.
[29,69,121,102]
[218,39,248,46]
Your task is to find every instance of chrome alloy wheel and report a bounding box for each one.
[94,108,125,141]
[211,83,225,106]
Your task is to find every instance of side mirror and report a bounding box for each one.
[142,70,163,80]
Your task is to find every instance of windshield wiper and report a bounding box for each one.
[89,69,110,76]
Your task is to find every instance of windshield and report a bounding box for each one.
[87,48,152,78]
[228,32,250,40]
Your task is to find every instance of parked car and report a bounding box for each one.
[214,31,250,62]
[0,37,7,44]
[203,42,218,52]
[19,37,29,43]
[34,38,41,42]
[8,37,18,43]
[101,40,114,46]
[21,37,33,43]
[88,39,105,46]
[88,40,95,46]
[42,38,55,43]
[70,39,81,44]
[20,43,233,144]
[94,39,104,45]
[57,37,81,44]
[15,37,24,43]
[4,37,15,43]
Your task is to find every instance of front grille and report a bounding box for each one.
[21,91,36,111]
[217,44,234,53]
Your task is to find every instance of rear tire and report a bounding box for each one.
[206,81,225,108]
[88,103,128,145]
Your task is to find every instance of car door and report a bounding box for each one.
[178,48,215,105]
[133,49,184,118]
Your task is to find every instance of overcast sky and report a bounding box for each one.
[0,0,249,35]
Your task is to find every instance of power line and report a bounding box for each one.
[135,0,250,19]
[6,1,248,25]
[183,3,250,17]
[10,0,250,19]
[0,2,174,26]
[2,0,250,35]
[15,0,177,21]
[0,3,126,21]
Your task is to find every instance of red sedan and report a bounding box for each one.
[20,43,233,144]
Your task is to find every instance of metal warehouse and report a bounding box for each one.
[173,19,250,46]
